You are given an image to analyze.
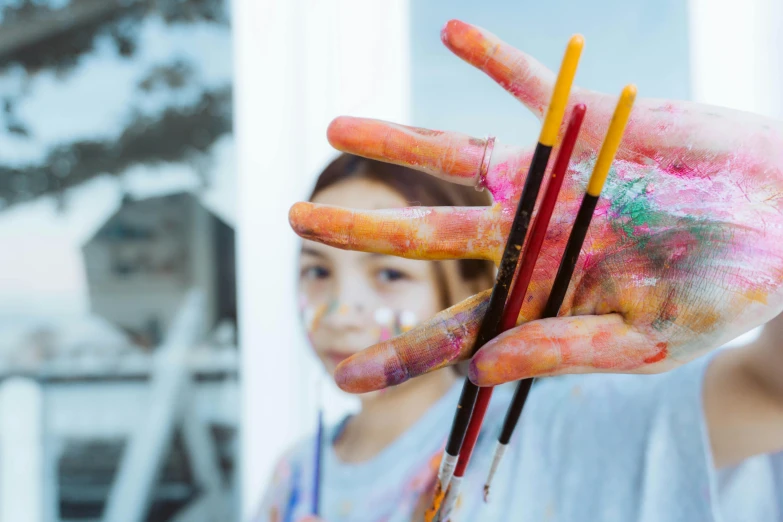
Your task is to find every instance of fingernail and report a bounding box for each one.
[288,203,352,248]
[288,202,313,236]
[468,351,505,386]
[326,116,359,149]
[441,19,475,49]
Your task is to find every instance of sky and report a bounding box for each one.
[411,0,691,145]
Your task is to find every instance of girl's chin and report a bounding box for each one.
[321,352,356,373]
[357,388,389,401]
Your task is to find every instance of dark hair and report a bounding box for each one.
[309,153,495,305]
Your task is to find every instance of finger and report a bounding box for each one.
[469,314,677,386]
[334,290,491,393]
[441,20,556,118]
[289,202,504,262]
[327,116,527,198]
[328,116,486,185]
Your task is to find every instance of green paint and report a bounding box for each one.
[605,171,662,241]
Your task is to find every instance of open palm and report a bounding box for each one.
[289,19,783,393]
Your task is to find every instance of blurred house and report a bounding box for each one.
[41,193,239,521]
[82,192,236,348]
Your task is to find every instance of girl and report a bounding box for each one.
[257,153,502,521]
[284,19,783,522]
[266,152,783,522]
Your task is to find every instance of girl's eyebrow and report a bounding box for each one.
[301,247,328,259]
[302,247,386,261]
[364,253,399,263]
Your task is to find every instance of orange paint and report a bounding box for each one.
[744,287,768,304]
[425,486,446,522]
[327,116,487,181]
[290,202,500,261]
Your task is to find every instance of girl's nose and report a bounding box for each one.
[322,280,370,329]
[321,300,366,330]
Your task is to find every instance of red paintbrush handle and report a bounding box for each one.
[453,386,493,477]
[501,104,587,331]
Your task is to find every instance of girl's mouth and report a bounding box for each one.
[324,350,354,367]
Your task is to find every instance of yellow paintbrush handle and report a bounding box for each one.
[587,84,637,196]
[539,34,584,147]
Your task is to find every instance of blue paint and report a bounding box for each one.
[312,408,324,515]
[283,463,301,522]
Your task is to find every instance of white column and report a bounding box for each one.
[0,377,45,522]
[233,0,411,518]
[688,0,783,118]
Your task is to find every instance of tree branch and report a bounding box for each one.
[0,86,232,209]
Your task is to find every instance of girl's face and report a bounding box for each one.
[298,178,446,377]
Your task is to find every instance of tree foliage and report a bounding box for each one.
[0,0,232,209]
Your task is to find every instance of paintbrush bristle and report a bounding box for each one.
[425,485,446,522]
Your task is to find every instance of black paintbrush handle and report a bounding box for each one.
[445,144,552,457]
[543,193,599,318]
[498,192,600,445]
[498,378,534,445]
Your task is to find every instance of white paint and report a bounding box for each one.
[484,441,508,502]
[234,0,410,517]
[399,309,418,330]
[374,307,395,326]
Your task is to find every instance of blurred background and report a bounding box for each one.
[0,0,780,521]
[0,0,236,521]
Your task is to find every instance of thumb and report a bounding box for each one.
[468,314,675,386]
[441,19,555,119]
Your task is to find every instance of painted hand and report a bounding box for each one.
[289,19,783,392]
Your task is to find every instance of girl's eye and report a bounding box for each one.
[301,265,330,280]
[377,268,408,283]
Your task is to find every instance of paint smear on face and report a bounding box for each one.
[299,296,329,342]
[375,307,419,341]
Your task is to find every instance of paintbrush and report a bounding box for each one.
[438,35,584,504]
[484,84,637,500]
[428,35,584,521]
[312,385,324,515]
[436,104,586,521]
